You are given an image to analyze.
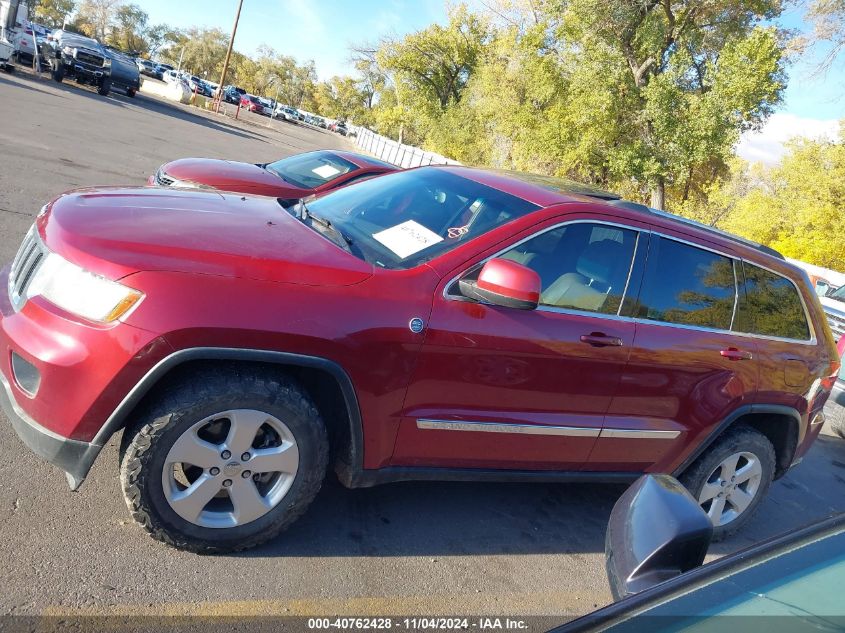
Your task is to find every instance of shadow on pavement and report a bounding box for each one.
[238,477,628,558]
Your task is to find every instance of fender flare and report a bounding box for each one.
[82,347,364,486]
[672,404,803,479]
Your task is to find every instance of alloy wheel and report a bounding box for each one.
[697,451,762,527]
[161,409,299,528]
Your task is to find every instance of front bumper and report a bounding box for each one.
[1,371,99,490]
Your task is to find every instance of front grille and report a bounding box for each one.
[155,170,174,186]
[74,49,104,68]
[8,227,47,310]
[825,309,845,338]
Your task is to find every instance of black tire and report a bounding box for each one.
[126,88,136,98]
[679,426,775,541]
[97,78,110,96]
[119,367,329,553]
[51,60,64,82]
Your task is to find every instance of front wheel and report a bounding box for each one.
[120,368,329,553]
[680,426,775,541]
[97,78,110,96]
[51,60,64,82]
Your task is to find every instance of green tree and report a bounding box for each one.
[72,0,121,40]
[543,0,786,208]
[717,132,845,269]
[160,27,228,76]
[31,0,76,29]
[106,3,149,54]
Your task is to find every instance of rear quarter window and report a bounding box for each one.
[736,262,811,341]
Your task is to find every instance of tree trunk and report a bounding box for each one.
[650,177,666,210]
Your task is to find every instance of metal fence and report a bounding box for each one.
[353,127,460,168]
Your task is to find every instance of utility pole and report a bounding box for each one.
[214,0,244,114]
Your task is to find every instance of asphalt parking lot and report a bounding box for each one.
[1,69,844,621]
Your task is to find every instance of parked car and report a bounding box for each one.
[220,85,242,104]
[43,30,112,96]
[817,282,845,340]
[187,75,211,96]
[239,93,264,113]
[13,25,49,63]
[149,150,397,201]
[153,62,173,80]
[273,105,300,122]
[135,58,156,77]
[102,46,140,97]
[334,122,348,136]
[2,167,838,553]
[824,340,845,438]
[257,97,274,115]
[556,473,845,632]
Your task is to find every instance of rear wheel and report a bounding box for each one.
[120,368,329,553]
[680,426,775,541]
[126,87,136,98]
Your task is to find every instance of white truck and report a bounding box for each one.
[0,0,26,72]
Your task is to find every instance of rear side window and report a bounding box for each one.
[737,263,810,341]
[635,237,737,331]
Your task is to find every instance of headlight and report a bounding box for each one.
[62,45,73,56]
[103,57,111,67]
[27,253,143,323]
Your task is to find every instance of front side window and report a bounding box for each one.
[636,237,737,331]
[299,168,539,269]
[265,151,358,189]
[490,223,638,315]
[736,263,811,340]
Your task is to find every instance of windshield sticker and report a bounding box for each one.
[312,164,341,179]
[373,220,444,259]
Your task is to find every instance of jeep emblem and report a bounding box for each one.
[409,317,425,333]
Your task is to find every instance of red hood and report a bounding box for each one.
[37,187,373,286]
[161,158,308,197]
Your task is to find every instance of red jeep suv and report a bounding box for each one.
[1,167,838,552]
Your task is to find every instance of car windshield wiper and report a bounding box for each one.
[292,200,355,251]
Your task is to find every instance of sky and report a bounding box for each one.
[139,0,843,164]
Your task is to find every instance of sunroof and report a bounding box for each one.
[491,169,621,200]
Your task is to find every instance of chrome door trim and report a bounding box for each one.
[416,419,681,440]
[599,428,681,439]
[416,419,600,437]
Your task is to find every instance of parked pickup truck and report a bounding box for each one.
[103,45,140,97]
[43,29,111,96]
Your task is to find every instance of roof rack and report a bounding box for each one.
[605,199,785,261]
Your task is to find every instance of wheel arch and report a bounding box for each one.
[93,347,364,480]
[673,404,802,480]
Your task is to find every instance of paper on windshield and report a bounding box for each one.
[312,164,341,179]
[372,220,444,259]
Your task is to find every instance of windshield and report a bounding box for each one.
[830,284,845,300]
[266,151,358,189]
[301,167,539,269]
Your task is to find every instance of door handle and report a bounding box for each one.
[720,348,753,361]
[580,333,623,347]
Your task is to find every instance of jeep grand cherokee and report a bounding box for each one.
[0,167,838,552]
